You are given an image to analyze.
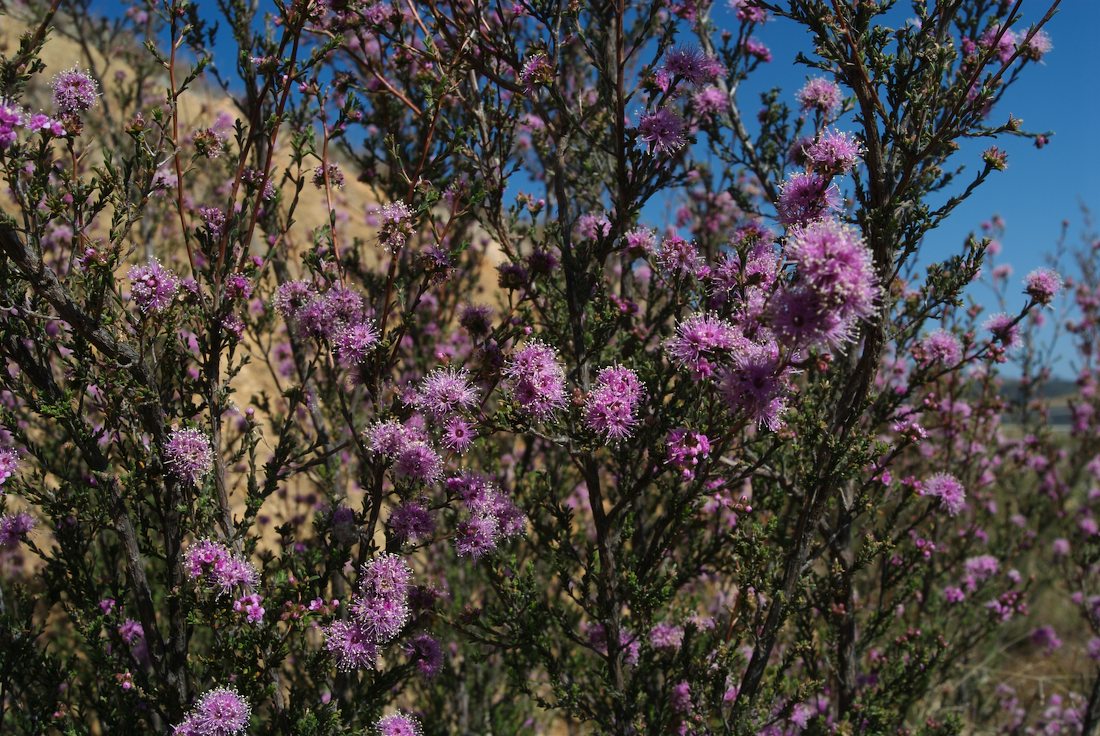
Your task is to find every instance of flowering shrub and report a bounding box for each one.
[0,0,1092,733]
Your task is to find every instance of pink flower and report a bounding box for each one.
[666,429,711,479]
[324,619,378,671]
[1020,28,1053,61]
[503,341,567,420]
[649,622,685,650]
[413,367,479,418]
[742,37,772,62]
[518,52,553,92]
[914,329,963,367]
[128,259,180,313]
[719,341,791,431]
[1024,268,1062,305]
[584,366,644,443]
[665,313,743,379]
[164,427,214,485]
[376,712,422,736]
[442,416,476,454]
[52,67,99,114]
[233,594,266,624]
[796,77,842,116]
[333,322,380,365]
[174,687,250,735]
[920,473,966,516]
[786,218,880,321]
[804,128,863,174]
[638,108,687,155]
[450,473,525,559]
[983,312,1021,349]
[776,171,839,226]
[0,512,34,548]
[0,447,19,487]
[663,46,723,86]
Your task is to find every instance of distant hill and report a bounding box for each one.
[995,377,1078,427]
[1000,377,1078,401]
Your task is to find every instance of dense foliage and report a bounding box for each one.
[0,0,1096,733]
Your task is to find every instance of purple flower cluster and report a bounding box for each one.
[403,632,443,678]
[983,312,1021,349]
[796,76,842,116]
[729,0,767,23]
[662,46,723,86]
[1020,28,1053,61]
[671,680,693,713]
[412,367,479,418]
[274,281,376,355]
[585,621,640,664]
[183,539,259,594]
[51,67,100,114]
[638,108,687,155]
[584,365,644,443]
[575,211,611,242]
[0,512,34,548]
[233,593,265,624]
[366,420,443,484]
[164,427,215,485]
[623,227,657,256]
[518,53,553,92]
[1024,267,1062,305]
[173,687,250,736]
[692,85,728,118]
[128,259,181,313]
[649,621,685,650]
[978,24,1018,64]
[376,711,422,736]
[387,501,435,543]
[297,284,366,340]
[656,234,705,279]
[0,447,19,488]
[708,226,780,315]
[775,218,881,349]
[312,163,344,189]
[198,206,227,237]
[0,99,23,149]
[325,554,412,670]
[666,429,711,479]
[223,273,252,301]
[371,201,415,251]
[449,473,525,559]
[914,329,963,367]
[503,340,567,420]
[0,98,63,149]
[920,472,966,516]
[719,340,792,430]
[333,322,380,366]
[459,303,494,336]
[118,618,144,645]
[776,171,839,226]
[742,37,772,62]
[665,313,742,379]
[323,619,377,670]
[441,416,476,454]
[804,128,863,174]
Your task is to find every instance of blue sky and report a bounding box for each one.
[653,2,1097,374]
[96,0,1098,369]
[723,2,1099,302]
[154,0,1098,279]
